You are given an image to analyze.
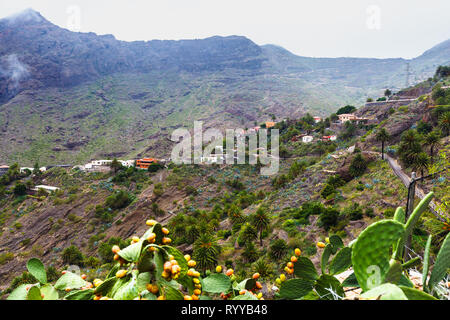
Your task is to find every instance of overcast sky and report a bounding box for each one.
[1,0,449,59]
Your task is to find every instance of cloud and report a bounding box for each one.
[2,8,43,24]
[0,54,30,89]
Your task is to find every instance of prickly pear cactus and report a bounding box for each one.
[428,232,450,290]
[394,192,434,259]
[351,220,405,292]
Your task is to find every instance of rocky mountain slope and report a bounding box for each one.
[0,9,449,165]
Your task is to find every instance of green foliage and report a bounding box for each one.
[349,153,367,178]
[61,245,85,266]
[336,105,356,115]
[269,239,288,260]
[193,233,221,272]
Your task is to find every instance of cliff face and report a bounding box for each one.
[0,10,264,103]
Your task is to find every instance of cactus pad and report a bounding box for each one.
[352,220,405,292]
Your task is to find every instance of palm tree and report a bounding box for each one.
[439,112,450,136]
[375,128,390,160]
[412,152,430,178]
[251,207,270,246]
[193,233,220,272]
[423,131,441,164]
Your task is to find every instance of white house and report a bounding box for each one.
[302,136,313,143]
[313,116,322,123]
[119,160,135,167]
[32,185,60,193]
[329,135,337,141]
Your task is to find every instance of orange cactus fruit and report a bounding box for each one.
[193,289,201,295]
[146,233,156,242]
[188,260,197,267]
[146,219,157,226]
[290,256,298,263]
[184,295,193,300]
[317,242,326,248]
[226,269,234,276]
[162,227,170,235]
[184,254,191,261]
[162,237,172,244]
[112,245,121,254]
[252,273,260,279]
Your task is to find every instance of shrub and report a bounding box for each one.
[321,184,336,199]
[105,190,132,210]
[344,203,364,221]
[185,185,198,196]
[13,183,27,196]
[0,252,14,265]
[269,239,288,260]
[349,154,367,178]
[318,207,340,230]
[61,245,85,266]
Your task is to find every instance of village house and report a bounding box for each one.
[338,114,357,123]
[31,185,60,193]
[338,113,371,124]
[302,135,314,143]
[313,116,322,123]
[136,158,158,169]
[265,121,276,129]
[322,135,337,142]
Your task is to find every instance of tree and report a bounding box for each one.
[423,131,441,163]
[193,233,220,272]
[110,158,122,173]
[336,105,356,115]
[251,258,275,280]
[439,112,450,136]
[33,162,41,175]
[269,239,288,260]
[376,128,390,160]
[398,130,423,167]
[384,89,392,97]
[13,183,27,196]
[412,152,430,178]
[242,242,259,263]
[61,245,85,266]
[349,153,367,178]
[251,207,270,246]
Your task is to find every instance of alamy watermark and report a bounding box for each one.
[170,121,279,175]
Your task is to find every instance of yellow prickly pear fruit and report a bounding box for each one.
[188,260,196,267]
[146,220,157,226]
[184,254,191,261]
[317,241,326,248]
[294,248,301,256]
[280,274,286,282]
[116,270,127,278]
[216,265,222,273]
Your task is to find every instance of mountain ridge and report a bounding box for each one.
[0,9,449,166]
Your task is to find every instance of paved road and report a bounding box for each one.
[384,154,445,219]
